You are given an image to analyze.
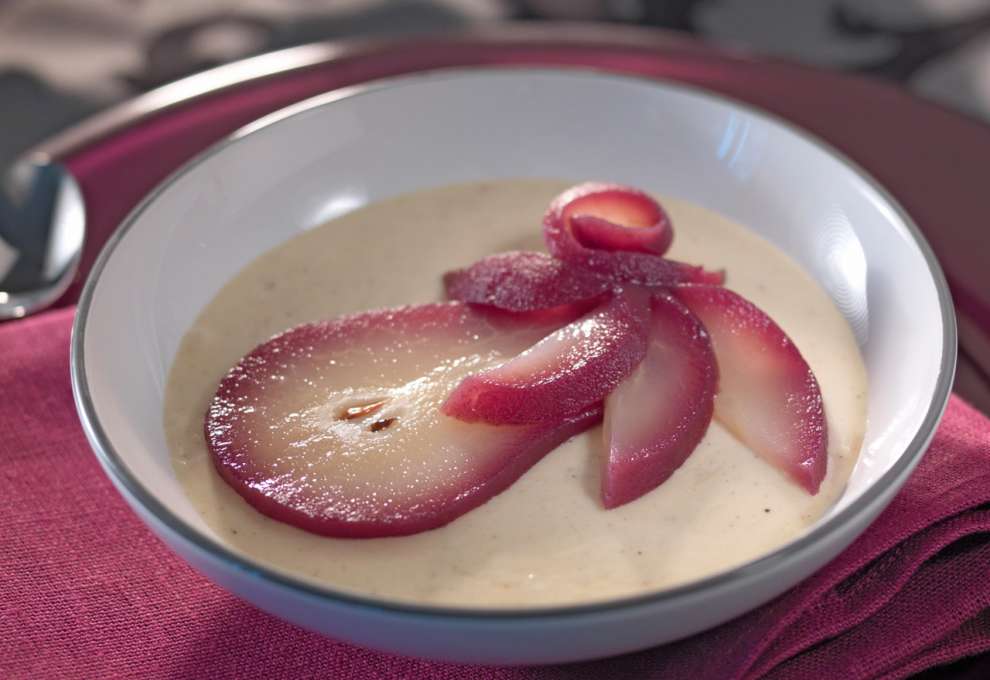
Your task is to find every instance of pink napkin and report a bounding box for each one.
[1,306,989,679]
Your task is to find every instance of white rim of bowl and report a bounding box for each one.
[70,66,957,620]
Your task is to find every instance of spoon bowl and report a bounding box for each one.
[0,158,85,319]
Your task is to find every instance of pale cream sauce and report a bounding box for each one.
[164,179,867,607]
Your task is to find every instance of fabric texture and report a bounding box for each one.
[1,307,989,679]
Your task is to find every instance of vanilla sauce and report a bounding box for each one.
[164,179,867,607]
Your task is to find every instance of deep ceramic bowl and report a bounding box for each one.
[71,68,955,665]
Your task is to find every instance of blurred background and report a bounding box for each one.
[3,0,990,170]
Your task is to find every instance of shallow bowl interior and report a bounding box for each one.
[74,69,952,633]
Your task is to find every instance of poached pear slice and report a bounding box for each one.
[543,182,724,286]
[674,285,828,493]
[443,250,610,311]
[602,293,718,508]
[206,302,597,538]
[567,181,673,255]
[441,289,650,425]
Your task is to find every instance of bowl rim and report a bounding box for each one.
[70,66,957,620]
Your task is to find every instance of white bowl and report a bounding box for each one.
[72,68,955,665]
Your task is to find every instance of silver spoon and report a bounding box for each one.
[0,156,85,319]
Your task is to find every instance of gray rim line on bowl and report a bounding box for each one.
[70,66,957,620]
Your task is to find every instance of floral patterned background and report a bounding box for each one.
[2,0,990,170]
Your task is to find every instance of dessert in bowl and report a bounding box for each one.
[171,177,863,603]
[72,69,954,665]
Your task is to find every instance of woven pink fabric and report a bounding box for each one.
[0,307,989,679]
